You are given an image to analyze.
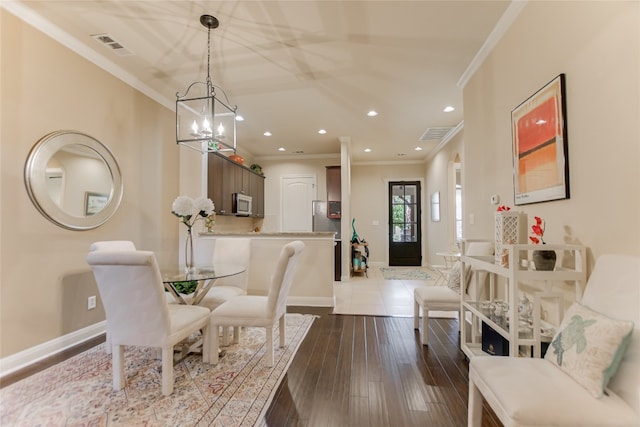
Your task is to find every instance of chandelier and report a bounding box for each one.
[176,15,237,153]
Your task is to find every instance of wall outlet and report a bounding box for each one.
[87,295,97,310]
[490,194,500,205]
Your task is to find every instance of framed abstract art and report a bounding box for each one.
[512,74,569,205]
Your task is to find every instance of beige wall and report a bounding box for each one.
[460,1,639,267]
[0,11,179,357]
[257,156,341,233]
[424,131,465,264]
[351,162,427,265]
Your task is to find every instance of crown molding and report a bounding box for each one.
[457,0,528,89]
[1,1,174,111]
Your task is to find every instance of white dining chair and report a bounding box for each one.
[89,240,137,354]
[190,238,251,344]
[414,241,494,346]
[86,249,210,396]
[207,240,305,367]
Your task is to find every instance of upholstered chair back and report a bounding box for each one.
[579,254,639,413]
[90,240,136,252]
[212,238,251,290]
[86,250,172,347]
[266,241,305,319]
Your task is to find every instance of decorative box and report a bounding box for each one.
[482,321,550,357]
[494,211,528,267]
[482,321,509,356]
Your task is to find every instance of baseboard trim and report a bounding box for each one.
[0,321,106,378]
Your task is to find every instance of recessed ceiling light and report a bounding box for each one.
[278,147,285,152]
[414,146,423,151]
[264,131,272,136]
[318,129,327,134]
[367,110,378,117]
[443,106,455,113]
[236,115,245,122]
[364,148,372,152]
[536,119,547,125]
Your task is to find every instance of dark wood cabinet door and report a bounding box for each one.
[207,153,224,213]
[326,166,341,218]
[249,172,265,218]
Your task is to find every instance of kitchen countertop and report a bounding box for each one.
[199,231,337,239]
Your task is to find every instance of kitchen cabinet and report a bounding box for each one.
[207,153,264,217]
[460,243,586,359]
[249,172,265,218]
[326,166,341,218]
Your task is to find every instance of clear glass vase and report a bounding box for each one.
[185,228,195,275]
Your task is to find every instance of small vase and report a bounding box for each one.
[185,228,195,275]
[532,249,556,271]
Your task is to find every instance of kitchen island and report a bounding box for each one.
[194,232,336,306]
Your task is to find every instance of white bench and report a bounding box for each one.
[468,254,640,426]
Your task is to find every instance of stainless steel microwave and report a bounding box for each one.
[232,193,252,216]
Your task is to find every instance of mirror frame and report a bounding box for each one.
[24,130,123,230]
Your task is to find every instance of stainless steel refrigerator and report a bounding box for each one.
[312,200,341,239]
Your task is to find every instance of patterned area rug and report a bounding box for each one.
[379,267,432,280]
[0,313,315,427]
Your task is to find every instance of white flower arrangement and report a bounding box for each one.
[171,196,215,231]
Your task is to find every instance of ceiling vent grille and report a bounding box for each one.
[91,33,135,57]
[419,126,454,142]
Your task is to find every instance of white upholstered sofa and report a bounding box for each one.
[468,254,639,426]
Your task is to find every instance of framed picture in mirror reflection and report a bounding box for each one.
[85,191,108,216]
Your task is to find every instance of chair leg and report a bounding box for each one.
[161,346,173,396]
[222,326,231,346]
[468,372,483,427]
[210,324,220,365]
[413,299,420,329]
[112,344,125,391]
[266,327,274,367]
[232,326,240,344]
[279,315,286,348]
[202,324,210,364]
[105,331,112,355]
[421,309,429,346]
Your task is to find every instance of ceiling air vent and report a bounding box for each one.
[91,33,135,57]
[419,126,454,142]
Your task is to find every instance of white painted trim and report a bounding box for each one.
[457,0,528,89]
[0,321,106,378]
[0,2,174,111]
[287,296,334,307]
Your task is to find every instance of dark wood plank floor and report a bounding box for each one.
[265,307,502,427]
[1,307,502,426]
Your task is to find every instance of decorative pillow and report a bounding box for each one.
[446,261,462,293]
[544,302,634,398]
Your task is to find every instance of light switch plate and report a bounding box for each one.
[490,194,500,205]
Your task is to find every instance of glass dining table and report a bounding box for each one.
[161,263,246,305]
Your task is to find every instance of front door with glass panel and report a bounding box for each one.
[389,181,422,266]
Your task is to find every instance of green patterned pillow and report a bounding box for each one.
[544,302,634,398]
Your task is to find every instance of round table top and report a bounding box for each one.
[161,263,246,283]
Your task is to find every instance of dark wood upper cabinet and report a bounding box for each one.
[326,166,341,218]
[207,153,264,217]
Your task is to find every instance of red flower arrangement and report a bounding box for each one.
[496,205,511,212]
[529,216,546,244]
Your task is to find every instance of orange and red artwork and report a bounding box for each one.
[512,75,569,205]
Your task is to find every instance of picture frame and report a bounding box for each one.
[84,191,109,216]
[512,74,569,205]
[430,191,440,222]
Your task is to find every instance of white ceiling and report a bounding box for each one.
[5,1,513,162]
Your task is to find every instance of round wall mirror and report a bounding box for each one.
[24,130,123,230]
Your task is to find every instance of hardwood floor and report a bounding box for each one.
[265,307,502,427]
[1,307,501,426]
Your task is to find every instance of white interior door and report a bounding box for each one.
[281,176,316,232]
